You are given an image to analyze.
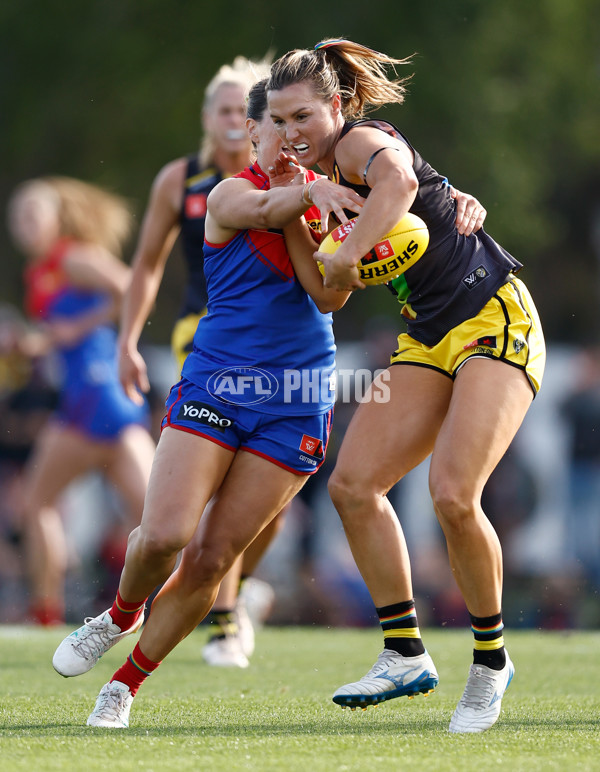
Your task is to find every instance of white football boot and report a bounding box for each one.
[333,649,439,709]
[87,681,134,728]
[202,635,249,668]
[234,596,255,658]
[449,653,514,733]
[53,609,144,677]
[238,577,275,628]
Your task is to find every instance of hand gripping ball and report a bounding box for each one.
[319,212,429,286]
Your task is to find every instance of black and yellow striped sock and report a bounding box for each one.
[376,599,425,657]
[207,609,238,639]
[470,611,506,671]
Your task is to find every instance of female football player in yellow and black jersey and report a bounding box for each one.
[267,38,545,734]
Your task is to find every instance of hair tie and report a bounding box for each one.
[314,38,348,51]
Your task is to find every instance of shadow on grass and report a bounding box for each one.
[6,713,598,737]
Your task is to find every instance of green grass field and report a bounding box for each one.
[1,625,599,771]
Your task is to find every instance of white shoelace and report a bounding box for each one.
[363,650,404,679]
[71,617,114,661]
[459,667,498,709]
[95,686,129,719]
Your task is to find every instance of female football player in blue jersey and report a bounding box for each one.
[120,55,282,667]
[51,78,366,728]
[267,38,546,734]
[6,176,156,626]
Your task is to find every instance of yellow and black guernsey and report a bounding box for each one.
[171,156,226,372]
[179,154,225,317]
[333,120,522,348]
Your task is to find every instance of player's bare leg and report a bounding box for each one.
[52,428,233,677]
[328,366,451,708]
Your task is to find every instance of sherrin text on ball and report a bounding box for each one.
[319,212,429,286]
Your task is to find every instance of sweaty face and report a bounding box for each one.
[268,82,339,169]
[204,83,251,154]
[8,186,61,259]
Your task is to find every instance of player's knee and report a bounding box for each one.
[182,544,233,587]
[328,467,370,513]
[135,524,188,564]
[327,468,352,508]
[429,477,476,531]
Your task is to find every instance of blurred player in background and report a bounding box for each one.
[117,56,278,667]
[267,38,546,734]
[0,303,58,622]
[5,176,156,626]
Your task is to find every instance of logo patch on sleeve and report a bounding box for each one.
[462,265,490,290]
[299,434,323,458]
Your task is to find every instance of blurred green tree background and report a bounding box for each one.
[2,0,599,344]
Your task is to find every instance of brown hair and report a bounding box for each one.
[267,38,413,119]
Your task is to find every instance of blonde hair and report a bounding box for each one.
[10,176,133,256]
[268,38,413,119]
[200,54,272,165]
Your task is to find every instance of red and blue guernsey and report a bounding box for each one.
[181,164,336,416]
[24,238,148,438]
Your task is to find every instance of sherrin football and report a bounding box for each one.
[318,212,429,286]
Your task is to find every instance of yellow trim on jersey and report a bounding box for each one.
[384,627,421,639]
[186,167,217,188]
[186,167,235,188]
[390,277,545,395]
[473,636,505,651]
[171,310,207,374]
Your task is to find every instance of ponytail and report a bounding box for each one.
[268,38,413,119]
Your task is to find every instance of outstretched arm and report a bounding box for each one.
[118,160,185,404]
[269,151,366,233]
[206,154,364,243]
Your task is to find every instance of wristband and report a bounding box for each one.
[306,179,319,203]
[301,179,319,207]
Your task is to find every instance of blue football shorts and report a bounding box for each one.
[57,380,150,439]
[161,377,333,475]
